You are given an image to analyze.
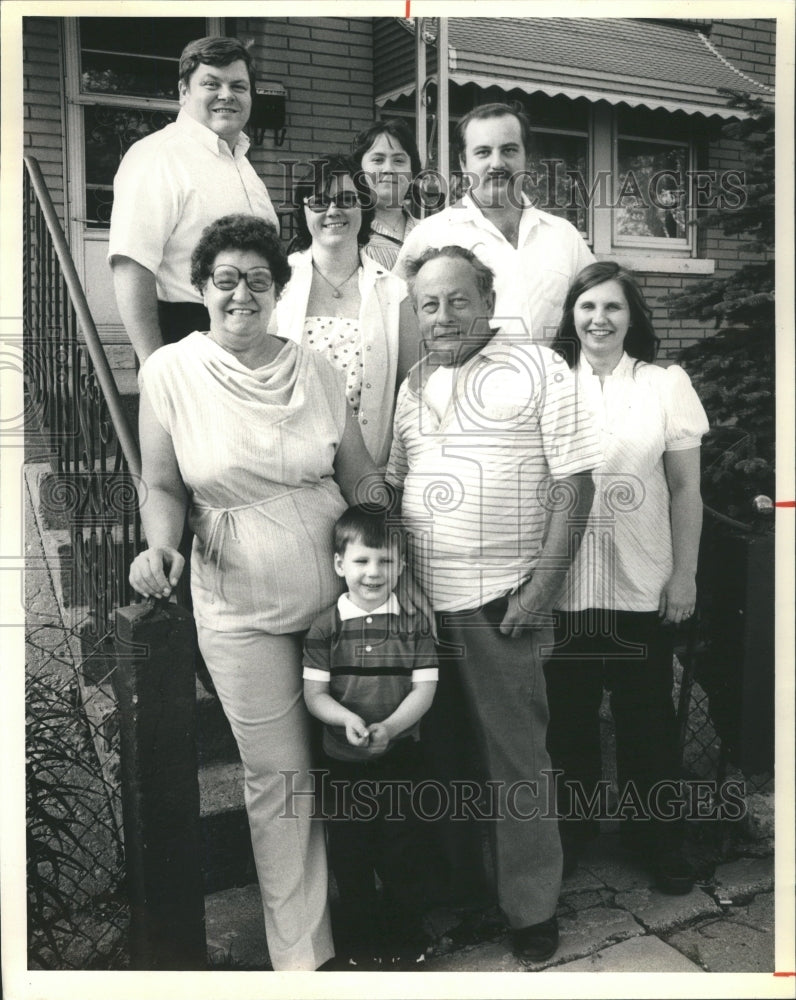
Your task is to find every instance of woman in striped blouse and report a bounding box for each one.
[352,119,423,271]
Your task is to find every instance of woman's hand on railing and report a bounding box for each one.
[129,546,185,599]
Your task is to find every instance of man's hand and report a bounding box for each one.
[499,586,555,639]
[658,572,697,625]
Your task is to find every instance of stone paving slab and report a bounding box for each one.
[558,888,615,918]
[425,939,523,972]
[726,891,775,933]
[613,884,721,933]
[549,934,703,973]
[713,856,774,901]
[544,905,643,969]
[664,897,774,973]
[559,867,606,893]
[205,884,270,969]
[578,836,651,892]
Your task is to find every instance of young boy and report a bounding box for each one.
[303,505,438,969]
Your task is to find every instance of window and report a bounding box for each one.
[378,91,710,272]
[72,17,209,227]
[526,129,589,239]
[614,136,690,246]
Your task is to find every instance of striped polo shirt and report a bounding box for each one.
[303,593,438,762]
[386,328,602,612]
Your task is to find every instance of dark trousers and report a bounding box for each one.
[156,300,211,345]
[423,597,562,928]
[322,740,429,950]
[545,610,683,854]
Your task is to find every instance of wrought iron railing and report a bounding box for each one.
[23,155,143,638]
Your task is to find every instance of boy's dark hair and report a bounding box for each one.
[334,505,403,556]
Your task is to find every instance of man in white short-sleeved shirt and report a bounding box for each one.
[394,103,595,342]
[386,246,600,963]
[109,36,278,363]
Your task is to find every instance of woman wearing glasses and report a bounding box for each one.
[129,214,380,970]
[273,153,419,467]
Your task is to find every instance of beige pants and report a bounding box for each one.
[197,626,333,970]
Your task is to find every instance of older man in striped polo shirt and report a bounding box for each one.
[386,246,601,964]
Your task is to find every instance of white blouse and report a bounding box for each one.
[556,352,709,612]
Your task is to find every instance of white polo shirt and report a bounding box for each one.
[394,193,595,341]
[386,328,602,612]
[108,109,278,304]
[557,353,709,612]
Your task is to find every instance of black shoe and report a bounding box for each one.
[511,916,559,963]
[383,929,433,970]
[336,951,383,970]
[653,849,694,895]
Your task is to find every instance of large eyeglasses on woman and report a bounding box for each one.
[211,265,274,292]
[303,191,361,212]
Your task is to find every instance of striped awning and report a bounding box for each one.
[377,17,773,118]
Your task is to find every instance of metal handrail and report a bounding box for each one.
[23,155,141,479]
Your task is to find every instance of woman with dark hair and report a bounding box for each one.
[129,214,380,970]
[547,261,709,894]
[273,153,419,468]
[351,119,423,269]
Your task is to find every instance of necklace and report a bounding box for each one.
[312,259,359,299]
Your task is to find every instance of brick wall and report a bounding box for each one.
[234,16,375,212]
[23,17,67,228]
[709,19,776,91]
[640,18,775,360]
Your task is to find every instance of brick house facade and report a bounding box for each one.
[21,15,776,369]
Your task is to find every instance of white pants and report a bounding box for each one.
[197,626,333,971]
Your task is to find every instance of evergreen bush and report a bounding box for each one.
[666,92,775,524]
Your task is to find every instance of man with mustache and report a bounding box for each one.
[395,103,594,342]
[109,36,278,363]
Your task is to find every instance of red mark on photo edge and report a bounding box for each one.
[406,0,411,17]
[774,500,796,507]
[773,971,796,976]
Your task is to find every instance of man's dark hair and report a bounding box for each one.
[454,102,532,163]
[190,214,292,295]
[179,36,256,93]
[404,245,496,302]
[333,505,403,557]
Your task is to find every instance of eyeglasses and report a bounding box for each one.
[210,265,273,293]
[303,192,361,212]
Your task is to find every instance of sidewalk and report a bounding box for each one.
[205,822,775,973]
[23,456,777,976]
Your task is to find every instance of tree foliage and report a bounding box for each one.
[667,91,775,522]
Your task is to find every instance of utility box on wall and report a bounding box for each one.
[250,80,287,145]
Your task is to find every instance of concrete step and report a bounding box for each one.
[205,883,270,970]
[198,760,256,894]
[195,677,239,765]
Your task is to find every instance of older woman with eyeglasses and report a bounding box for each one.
[272,153,419,468]
[129,214,380,971]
